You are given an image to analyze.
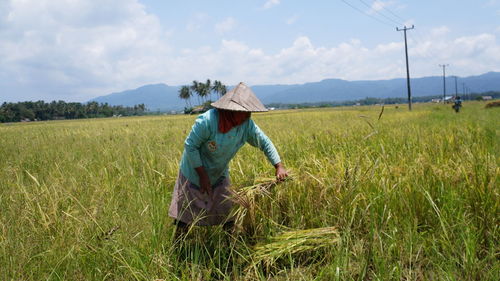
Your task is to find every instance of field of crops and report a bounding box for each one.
[1,102,498,280]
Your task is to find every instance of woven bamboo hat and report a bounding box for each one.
[211,82,268,112]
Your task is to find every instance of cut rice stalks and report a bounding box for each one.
[247,227,339,274]
[227,176,293,235]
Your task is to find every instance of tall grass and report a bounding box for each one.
[0,102,498,280]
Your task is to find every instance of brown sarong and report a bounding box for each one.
[168,172,234,226]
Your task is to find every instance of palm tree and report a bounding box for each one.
[212,80,220,98]
[212,80,227,98]
[199,82,209,104]
[194,80,209,104]
[191,80,202,105]
[205,79,212,102]
[178,86,192,108]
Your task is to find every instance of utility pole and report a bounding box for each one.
[439,64,449,102]
[454,76,458,98]
[462,83,466,98]
[397,25,414,111]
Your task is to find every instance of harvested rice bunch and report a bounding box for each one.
[246,227,339,275]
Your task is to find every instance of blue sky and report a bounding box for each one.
[1,0,499,102]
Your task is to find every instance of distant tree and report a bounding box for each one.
[178,85,192,108]
[137,103,146,112]
[187,79,228,105]
[212,80,227,98]
[197,81,209,103]
[205,79,212,101]
[190,80,202,105]
[0,100,147,123]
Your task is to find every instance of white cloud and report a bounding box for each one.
[286,15,299,25]
[173,30,500,85]
[1,1,499,102]
[215,17,236,34]
[186,13,209,32]
[371,0,389,12]
[0,0,172,101]
[407,30,500,77]
[263,0,280,9]
[368,1,401,17]
[430,26,450,37]
[171,36,401,85]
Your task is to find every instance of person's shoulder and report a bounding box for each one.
[244,118,257,131]
[193,109,216,132]
[196,109,215,120]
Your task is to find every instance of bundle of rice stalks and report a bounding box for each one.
[485,100,500,108]
[247,227,339,274]
[228,177,279,236]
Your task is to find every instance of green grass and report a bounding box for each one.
[0,102,498,280]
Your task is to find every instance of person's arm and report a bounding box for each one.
[184,116,212,194]
[247,120,288,181]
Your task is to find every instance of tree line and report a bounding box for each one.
[266,91,500,109]
[0,100,146,123]
[178,79,227,110]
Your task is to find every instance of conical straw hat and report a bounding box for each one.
[211,82,268,112]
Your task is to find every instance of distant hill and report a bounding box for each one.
[257,72,500,103]
[91,84,183,111]
[90,72,500,110]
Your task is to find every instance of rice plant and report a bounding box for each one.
[0,102,498,280]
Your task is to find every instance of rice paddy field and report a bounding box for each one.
[0,102,498,280]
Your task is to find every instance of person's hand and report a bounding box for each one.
[199,174,212,196]
[274,162,288,181]
[195,166,212,197]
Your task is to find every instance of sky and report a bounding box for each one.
[1,0,499,102]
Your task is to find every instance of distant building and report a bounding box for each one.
[432,96,454,103]
[190,106,208,115]
[482,96,493,100]
[444,96,454,103]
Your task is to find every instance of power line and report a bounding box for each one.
[340,0,395,27]
[357,0,404,26]
[367,0,407,23]
[359,0,442,61]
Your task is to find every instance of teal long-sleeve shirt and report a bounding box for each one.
[179,109,281,187]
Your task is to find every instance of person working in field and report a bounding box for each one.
[452,96,462,113]
[169,82,288,234]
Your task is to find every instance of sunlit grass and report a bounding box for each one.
[0,102,498,280]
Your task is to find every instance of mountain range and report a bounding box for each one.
[90,72,500,111]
